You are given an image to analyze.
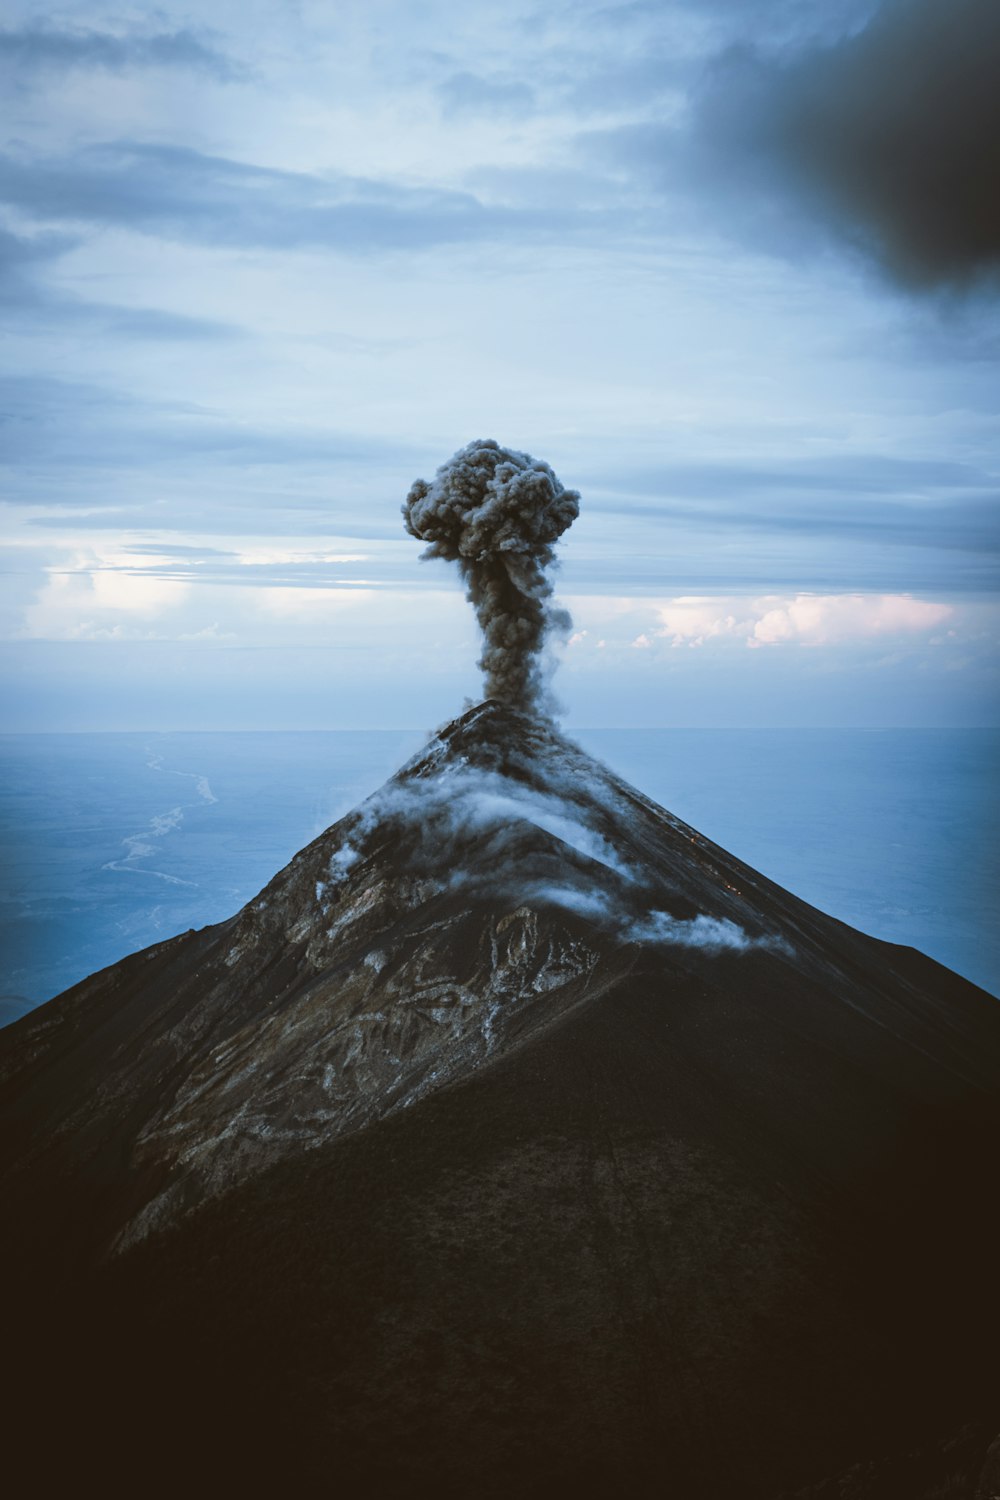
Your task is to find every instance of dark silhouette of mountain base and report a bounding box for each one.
[3,703,999,1496]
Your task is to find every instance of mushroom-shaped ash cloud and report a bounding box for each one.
[403,439,580,715]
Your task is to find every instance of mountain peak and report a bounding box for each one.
[404,698,576,784]
[3,713,1000,1494]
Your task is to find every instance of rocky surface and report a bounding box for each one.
[2,701,999,1496]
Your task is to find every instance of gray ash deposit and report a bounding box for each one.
[3,698,1000,1497]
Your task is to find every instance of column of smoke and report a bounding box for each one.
[403,439,580,717]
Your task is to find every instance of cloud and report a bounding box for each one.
[86,303,242,341]
[578,2,1000,292]
[0,225,78,275]
[653,599,754,648]
[584,453,1000,565]
[255,587,375,619]
[652,592,952,648]
[0,224,241,341]
[0,141,589,256]
[747,592,952,646]
[0,24,238,81]
[437,70,536,117]
[0,373,430,491]
[21,568,191,640]
[687,0,1000,290]
[561,53,690,114]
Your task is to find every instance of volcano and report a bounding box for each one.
[3,702,999,1496]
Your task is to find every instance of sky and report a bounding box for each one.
[1,0,998,729]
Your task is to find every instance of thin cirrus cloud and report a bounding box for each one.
[0,24,239,81]
[0,224,242,340]
[579,452,1000,595]
[0,141,586,255]
[0,373,431,480]
[437,70,536,118]
[589,453,1000,534]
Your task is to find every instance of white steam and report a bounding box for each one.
[517,884,787,954]
[627,910,788,953]
[326,764,629,882]
[323,751,789,959]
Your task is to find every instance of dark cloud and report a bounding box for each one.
[0,25,238,80]
[0,141,590,255]
[689,0,1000,290]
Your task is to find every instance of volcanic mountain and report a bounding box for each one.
[3,702,999,1497]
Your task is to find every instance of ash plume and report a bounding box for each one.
[403,439,580,715]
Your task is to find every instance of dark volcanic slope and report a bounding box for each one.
[3,702,999,1497]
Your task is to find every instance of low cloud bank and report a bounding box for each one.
[643,592,951,650]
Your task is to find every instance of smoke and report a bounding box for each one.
[403,439,580,714]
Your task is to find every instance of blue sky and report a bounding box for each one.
[2,0,998,728]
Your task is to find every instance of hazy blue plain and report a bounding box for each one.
[1,728,997,1025]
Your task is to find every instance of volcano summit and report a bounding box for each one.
[3,445,1000,1496]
